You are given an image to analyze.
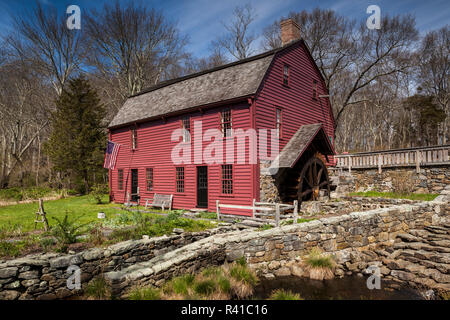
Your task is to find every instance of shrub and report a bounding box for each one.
[90,184,109,204]
[269,289,303,300]
[0,241,25,257]
[51,212,87,248]
[193,279,217,295]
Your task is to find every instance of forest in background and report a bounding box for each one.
[0,1,448,191]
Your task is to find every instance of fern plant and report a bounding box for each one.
[51,212,88,247]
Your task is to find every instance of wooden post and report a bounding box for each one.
[216,200,221,222]
[275,203,280,227]
[415,150,421,173]
[378,154,382,174]
[348,155,352,173]
[252,199,256,219]
[293,200,298,224]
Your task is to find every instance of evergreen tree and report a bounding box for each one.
[45,77,106,193]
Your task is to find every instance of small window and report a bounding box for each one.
[221,109,232,137]
[118,169,124,190]
[221,165,233,194]
[313,80,318,99]
[146,168,153,191]
[283,64,289,86]
[131,128,138,150]
[275,108,282,138]
[182,117,191,142]
[176,167,184,193]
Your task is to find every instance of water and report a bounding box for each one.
[253,276,424,300]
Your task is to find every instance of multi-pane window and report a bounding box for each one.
[146,168,154,191]
[182,117,191,142]
[176,167,184,193]
[118,169,124,190]
[283,64,289,86]
[275,108,282,138]
[312,80,318,99]
[221,165,233,194]
[131,128,138,150]
[221,109,232,137]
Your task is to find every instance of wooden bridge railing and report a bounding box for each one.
[335,145,450,173]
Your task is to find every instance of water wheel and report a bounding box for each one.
[297,156,331,207]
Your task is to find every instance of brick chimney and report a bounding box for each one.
[280,18,300,46]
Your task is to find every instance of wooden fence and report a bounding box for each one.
[335,145,450,173]
[216,199,298,227]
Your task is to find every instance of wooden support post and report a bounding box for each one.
[293,200,298,224]
[216,200,221,222]
[275,203,280,227]
[415,150,421,173]
[252,199,256,219]
[348,155,352,173]
[378,154,382,174]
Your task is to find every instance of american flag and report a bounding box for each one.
[103,140,120,170]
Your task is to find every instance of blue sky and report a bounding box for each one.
[0,0,449,59]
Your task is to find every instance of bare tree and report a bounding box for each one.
[84,0,188,108]
[417,26,449,144]
[263,9,418,137]
[0,59,50,188]
[6,2,83,96]
[213,4,257,60]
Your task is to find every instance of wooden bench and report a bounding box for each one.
[145,194,173,211]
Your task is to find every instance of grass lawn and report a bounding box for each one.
[348,191,439,201]
[0,195,119,232]
[0,195,217,259]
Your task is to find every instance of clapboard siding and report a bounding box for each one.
[253,42,335,200]
[109,102,255,213]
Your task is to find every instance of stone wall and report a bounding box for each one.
[331,165,450,195]
[103,189,449,298]
[0,226,236,300]
[259,160,280,203]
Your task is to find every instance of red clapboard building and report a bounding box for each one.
[108,19,335,214]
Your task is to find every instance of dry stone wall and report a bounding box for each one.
[0,226,236,300]
[331,166,450,194]
[103,189,449,298]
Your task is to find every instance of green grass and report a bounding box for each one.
[269,289,303,300]
[0,195,118,232]
[305,247,334,269]
[348,191,439,201]
[0,195,216,258]
[85,277,108,299]
[129,261,259,300]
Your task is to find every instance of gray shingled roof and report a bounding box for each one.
[270,123,333,169]
[108,54,275,128]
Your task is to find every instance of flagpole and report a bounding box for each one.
[108,131,112,203]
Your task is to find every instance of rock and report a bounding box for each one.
[18,270,39,280]
[50,255,83,269]
[268,261,280,270]
[172,228,184,234]
[21,279,40,287]
[4,280,21,289]
[290,264,304,277]
[36,293,57,300]
[0,290,20,300]
[274,267,291,277]
[263,273,275,280]
[55,288,72,299]
[0,267,18,279]
[82,248,104,261]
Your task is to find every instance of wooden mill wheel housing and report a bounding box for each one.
[296,156,331,206]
